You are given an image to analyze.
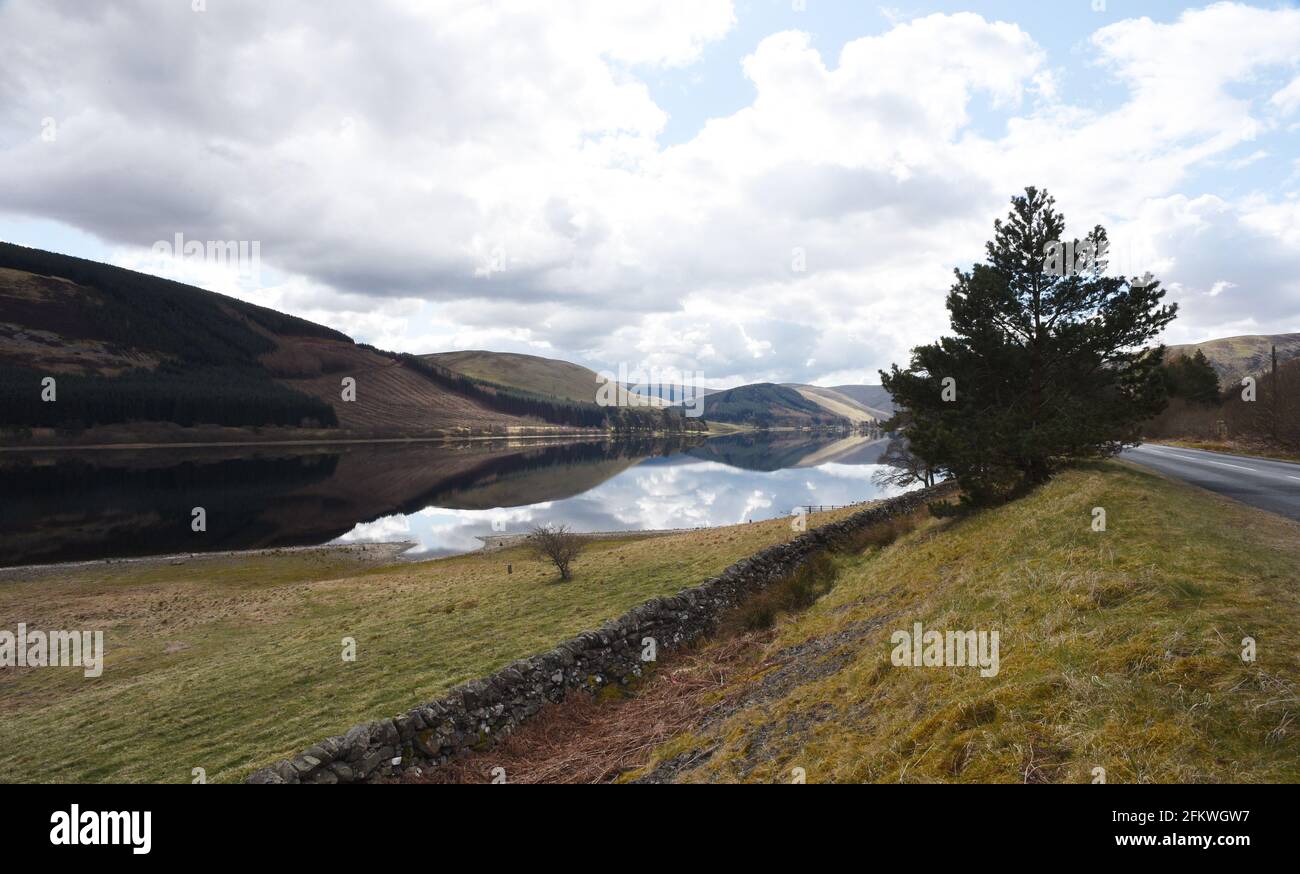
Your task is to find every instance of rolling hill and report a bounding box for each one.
[829,384,896,418]
[1166,333,1300,388]
[701,383,851,428]
[0,243,663,443]
[782,384,882,423]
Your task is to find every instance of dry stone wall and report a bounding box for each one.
[246,480,956,784]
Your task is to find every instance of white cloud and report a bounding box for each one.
[1,1,1298,388]
[1271,75,1300,116]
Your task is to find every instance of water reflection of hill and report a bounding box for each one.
[0,450,344,566]
[686,433,889,471]
[0,438,697,567]
[375,437,693,511]
[0,433,897,568]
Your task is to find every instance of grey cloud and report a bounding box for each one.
[749,162,993,223]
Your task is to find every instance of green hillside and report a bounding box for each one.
[1167,333,1300,388]
[702,382,848,428]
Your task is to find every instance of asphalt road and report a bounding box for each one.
[1121,443,1300,522]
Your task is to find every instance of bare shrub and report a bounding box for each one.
[527,523,583,581]
[873,436,938,489]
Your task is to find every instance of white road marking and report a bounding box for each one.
[1136,446,1246,466]
[1140,446,1202,459]
[1136,445,1300,479]
[1203,460,1258,472]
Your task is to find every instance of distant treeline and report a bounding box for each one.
[394,352,707,432]
[1145,350,1300,449]
[0,364,339,430]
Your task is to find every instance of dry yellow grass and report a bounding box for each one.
[0,505,864,783]
[632,462,1300,783]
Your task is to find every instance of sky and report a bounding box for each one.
[1,0,1298,389]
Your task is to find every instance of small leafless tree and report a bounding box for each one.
[526,523,582,581]
[873,437,938,489]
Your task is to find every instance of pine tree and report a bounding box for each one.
[881,187,1177,504]
[1163,349,1221,404]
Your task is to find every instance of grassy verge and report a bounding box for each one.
[0,506,864,783]
[1147,438,1300,464]
[632,463,1300,783]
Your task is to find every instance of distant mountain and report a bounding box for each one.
[701,382,850,428]
[1166,333,1300,388]
[0,243,659,443]
[623,382,720,404]
[782,384,882,423]
[829,384,896,417]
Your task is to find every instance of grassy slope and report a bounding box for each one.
[829,384,895,417]
[0,507,865,783]
[424,350,605,406]
[275,340,532,432]
[1167,332,1300,386]
[638,463,1300,783]
[784,385,879,423]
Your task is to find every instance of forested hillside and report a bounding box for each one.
[0,243,340,430]
[0,243,701,440]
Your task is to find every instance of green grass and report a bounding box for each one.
[0,508,861,783]
[634,463,1300,783]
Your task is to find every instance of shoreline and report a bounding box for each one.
[0,500,884,579]
[0,540,419,581]
[0,429,709,454]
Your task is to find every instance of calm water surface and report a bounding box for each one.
[0,433,914,568]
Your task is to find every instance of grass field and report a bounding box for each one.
[0,507,861,783]
[633,462,1300,783]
